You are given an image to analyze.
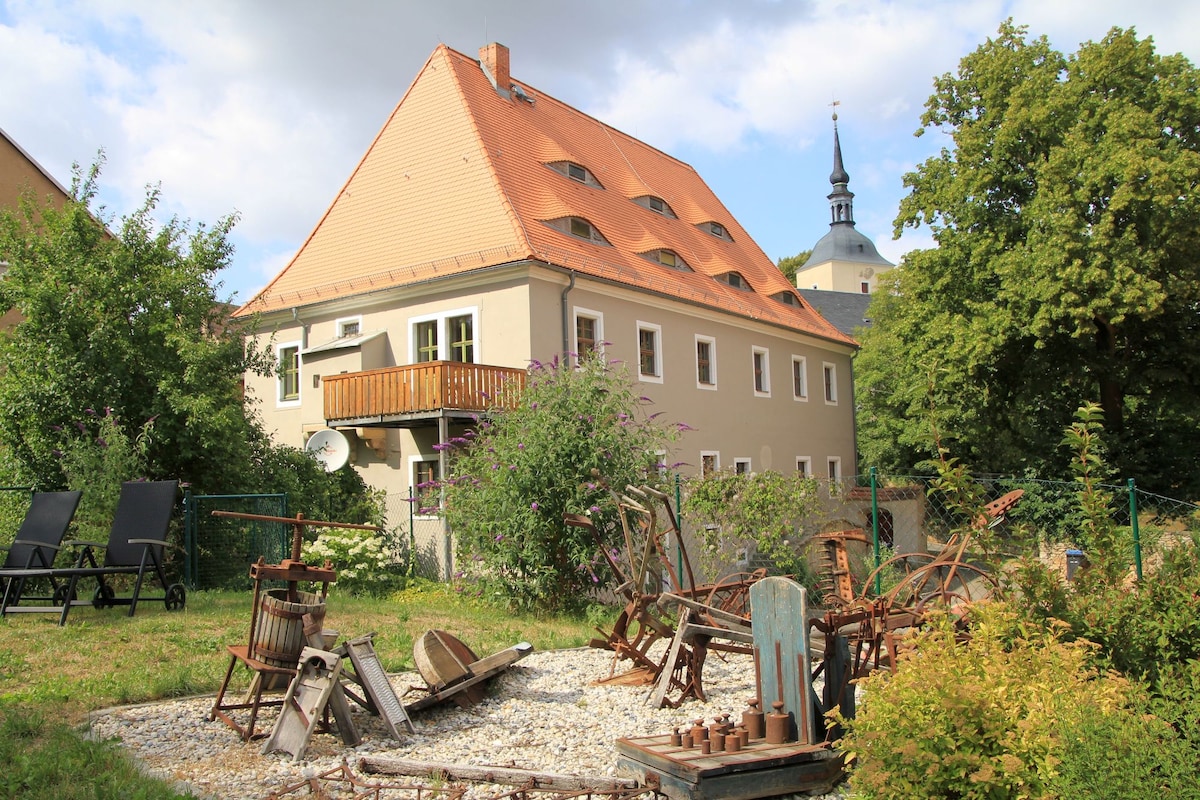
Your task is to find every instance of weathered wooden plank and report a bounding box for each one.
[358,756,639,790]
[749,576,814,745]
[261,648,344,762]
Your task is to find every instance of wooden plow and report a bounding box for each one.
[565,477,766,708]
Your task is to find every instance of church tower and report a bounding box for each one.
[795,113,893,294]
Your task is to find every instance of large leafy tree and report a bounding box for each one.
[0,160,272,492]
[857,22,1200,494]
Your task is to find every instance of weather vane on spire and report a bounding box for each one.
[829,98,841,122]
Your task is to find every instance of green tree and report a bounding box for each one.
[856,23,1200,495]
[440,355,677,614]
[681,468,822,581]
[0,159,275,493]
[775,249,811,284]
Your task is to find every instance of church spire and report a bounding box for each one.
[827,111,855,227]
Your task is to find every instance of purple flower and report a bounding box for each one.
[50,424,62,432]
[676,422,696,432]
[530,402,538,410]
[96,438,107,448]
[491,463,500,470]
[589,505,600,514]
[509,464,517,471]
[530,502,539,511]
[84,408,96,416]
[432,442,451,451]
[517,443,524,450]
[75,421,86,432]
[586,482,596,490]
[494,534,504,542]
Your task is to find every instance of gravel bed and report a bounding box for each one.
[87,646,849,800]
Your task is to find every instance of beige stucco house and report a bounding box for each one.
[235,43,859,513]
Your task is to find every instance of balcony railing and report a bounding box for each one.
[323,361,526,426]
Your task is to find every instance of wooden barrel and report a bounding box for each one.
[254,589,326,668]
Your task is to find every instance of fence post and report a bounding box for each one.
[408,487,417,578]
[1128,477,1142,582]
[182,489,195,590]
[870,467,882,596]
[675,472,684,590]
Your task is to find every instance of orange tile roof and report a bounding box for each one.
[236,44,854,346]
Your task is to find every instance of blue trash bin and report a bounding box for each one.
[1066,549,1087,581]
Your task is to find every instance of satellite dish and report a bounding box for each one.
[306,429,351,472]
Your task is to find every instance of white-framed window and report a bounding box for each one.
[573,307,604,364]
[733,458,751,475]
[637,321,663,383]
[700,451,720,477]
[336,316,362,338]
[796,457,812,477]
[792,355,808,401]
[823,362,838,404]
[409,307,480,364]
[276,341,301,406]
[410,455,441,516]
[695,335,717,389]
[752,346,771,396]
[827,457,841,481]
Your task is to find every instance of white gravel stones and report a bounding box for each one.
[87,646,848,800]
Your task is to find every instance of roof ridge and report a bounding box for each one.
[439,45,699,175]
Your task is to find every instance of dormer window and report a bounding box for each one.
[548,161,604,188]
[717,272,749,290]
[700,221,733,242]
[642,249,691,271]
[545,216,610,245]
[634,195,677,218]
[772,290,801,307]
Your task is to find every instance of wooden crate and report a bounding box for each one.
[615,733,842,800]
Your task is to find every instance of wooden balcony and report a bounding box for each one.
[323,361,526,428]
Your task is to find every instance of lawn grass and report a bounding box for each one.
[0,581,608,799]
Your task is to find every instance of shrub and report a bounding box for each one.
[307,526,404,597]
[57,408,154,541]
[440,355,677,614]
[833,602,1129,800]
[681,468,823,583]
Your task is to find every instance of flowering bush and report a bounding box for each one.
[307,526,402,596]
[438,355,678,613]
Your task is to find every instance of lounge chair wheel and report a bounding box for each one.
[165,583,186,611]
[93,584,116,609]
[52,584,76,606]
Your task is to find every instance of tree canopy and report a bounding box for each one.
[856,22,1200,496]
[776,249,812,285]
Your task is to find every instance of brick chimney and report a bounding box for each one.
[479,42,510,93]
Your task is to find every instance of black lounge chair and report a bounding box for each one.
[3,480,185,625]
[0,490,83,609]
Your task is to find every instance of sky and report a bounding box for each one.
[2,0,1198,304]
